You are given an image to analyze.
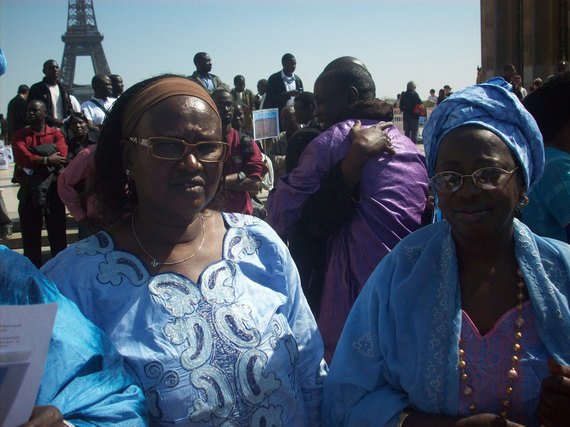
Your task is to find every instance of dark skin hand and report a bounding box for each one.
[20,405,64,427]
[46,152,67,167]
[340,120,394,191]
[538,358,570,427]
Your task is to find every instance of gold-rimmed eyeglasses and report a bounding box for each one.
[127,137,229,162]
[430,166,519,194]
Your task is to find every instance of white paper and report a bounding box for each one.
[0,303,58,427]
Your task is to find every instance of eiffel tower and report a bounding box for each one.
[60,0,111,94]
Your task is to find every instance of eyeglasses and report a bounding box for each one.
[430,166,519,194]
[128,137,229,162]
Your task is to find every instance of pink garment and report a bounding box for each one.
[57,144,97,222]
[459,302,549,426]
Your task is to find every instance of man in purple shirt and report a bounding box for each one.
[268,60,429,362]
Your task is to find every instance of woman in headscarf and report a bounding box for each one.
[42,75,326,426]
[322,81,570,427]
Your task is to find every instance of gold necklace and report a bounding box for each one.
[131,214,205,268]
[458,269,526,418]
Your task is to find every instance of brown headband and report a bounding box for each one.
[122,76,220,136]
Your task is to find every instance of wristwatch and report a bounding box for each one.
[238,171,246,181]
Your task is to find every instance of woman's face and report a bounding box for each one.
[434,126,524,244]
[124,95,223,220]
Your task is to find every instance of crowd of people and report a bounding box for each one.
[0,48,569,426]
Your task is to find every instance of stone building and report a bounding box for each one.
[480,0,569,88]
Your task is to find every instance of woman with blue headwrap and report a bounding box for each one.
[322,82,570,427]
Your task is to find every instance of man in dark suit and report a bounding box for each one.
[27,60,74,128]
[7,84,29,144]
[265,53,303,114]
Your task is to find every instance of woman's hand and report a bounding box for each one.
[538,358,570,426]
[20,405,65,427]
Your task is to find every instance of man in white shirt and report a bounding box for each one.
[427,88,438,105]
[80,75,116,130]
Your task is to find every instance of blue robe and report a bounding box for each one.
[0,245,147,425]
[42,213,326,426]
[322,220,570,427]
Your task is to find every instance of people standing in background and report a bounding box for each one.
[212,88,264,215]
[188,51,227,93]
[529,77,543,93]
[254,78,268,110]
[7,84,29,144]
[110,73,124,98]
[427,88,438,105]
[12,100,68,267]
[513,74,527,99]
[230,75,255,136]
[268,106,299,178]
[437,88,446,105]
[265,53,303,113]
[81,74,116,131]
[27,59,74,128]
[399,81,422,143]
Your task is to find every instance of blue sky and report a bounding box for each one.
[0,0,480,115]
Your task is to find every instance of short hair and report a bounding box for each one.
[522,71,570,141]
[504,64,516,72]
[317,64,376,100]
[281,53,295,64]
[17,84,29,94]
[294,91,315,108]
[110,74,122,81]
[234,75,245,84]
[211,88,232,100]
[42,59,57,70]
[193,52,208,66]
[91,74,108,87]
[323,56,367,73]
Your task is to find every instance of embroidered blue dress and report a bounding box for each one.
[0,245,147,425]
[42,213,326,426]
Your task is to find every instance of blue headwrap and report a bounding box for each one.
[422,80,544,192]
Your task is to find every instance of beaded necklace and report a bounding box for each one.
[458,270,526,418]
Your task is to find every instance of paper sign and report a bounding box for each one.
[0,303,58,427]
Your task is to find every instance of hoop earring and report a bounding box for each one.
[519,195,529,207]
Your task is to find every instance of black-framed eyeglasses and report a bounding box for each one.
[430,166,519,194]
[128,137,229,162]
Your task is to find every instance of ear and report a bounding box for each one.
[347,86,359,104]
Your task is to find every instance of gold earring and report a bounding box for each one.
[519,195,529,207]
